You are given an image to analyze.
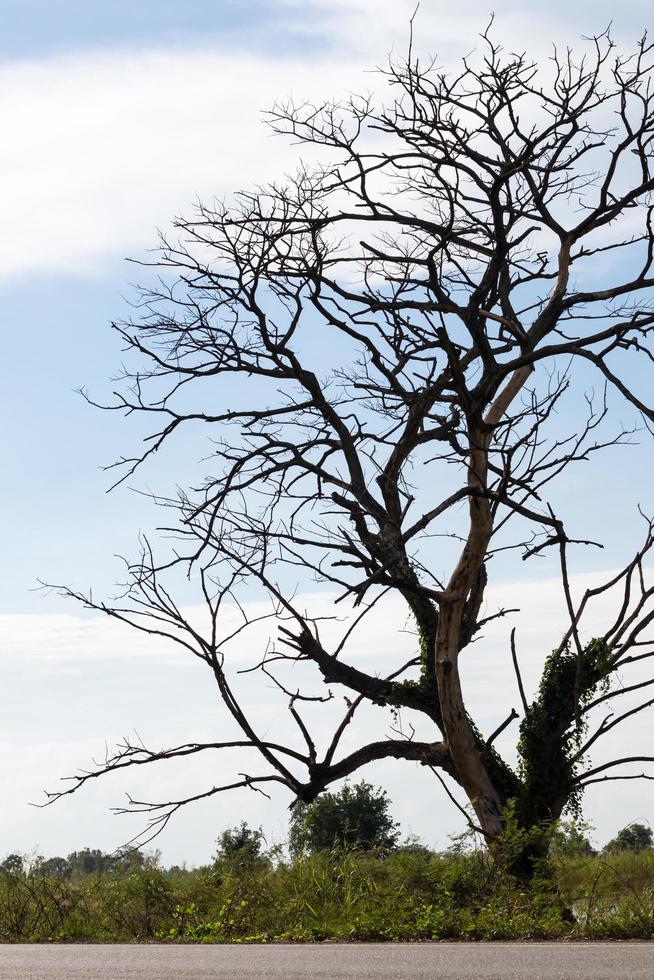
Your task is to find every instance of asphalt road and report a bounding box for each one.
[0,943,652,979]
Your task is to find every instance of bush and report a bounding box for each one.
[288,781,400,857]
[1,843,654,942]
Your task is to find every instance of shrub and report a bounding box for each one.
[288,781,400,856]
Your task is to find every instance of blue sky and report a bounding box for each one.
[0,1,299,59]
[2,1,654,865]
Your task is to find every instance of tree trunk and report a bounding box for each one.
[435,598,505,839]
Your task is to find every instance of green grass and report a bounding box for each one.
[1,848,653,942]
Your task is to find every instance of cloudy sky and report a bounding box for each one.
[2,0,654,866]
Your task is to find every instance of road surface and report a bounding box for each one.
[0,942,651,979]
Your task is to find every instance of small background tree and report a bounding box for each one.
[214,822,266,863]
[548,820,595,858]
[604,822,653,854]
[0,854,24,876]
[288,781,400,856]
[32,856,72,879]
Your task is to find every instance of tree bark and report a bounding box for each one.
[435,367,534,841]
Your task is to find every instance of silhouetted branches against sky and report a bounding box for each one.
[49,26,654,851]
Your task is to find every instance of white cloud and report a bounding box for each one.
[278,0,645,63]
[2,1,643,281]
[2,569,653,861]
[0,47,367,281]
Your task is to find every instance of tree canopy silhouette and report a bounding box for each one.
[50,24,654,875]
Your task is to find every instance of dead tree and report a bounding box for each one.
[50,27,654,873]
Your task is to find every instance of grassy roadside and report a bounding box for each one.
[1,848,653,943]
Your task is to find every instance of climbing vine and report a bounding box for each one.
[517,638,611,825]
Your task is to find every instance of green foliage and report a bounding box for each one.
[64,847,148,877]
[66,848,114,875]
[32,856,72,879]
[410,598,439,692]
[214,822,265,864]
[517,638,610,825]
[288,781,400,857]
[0,849,171,941]
[2,847,653,942]
[395,834,432,856]
[555,848,654,937]
[0,854,24,875]
[549,820,596,858]
[604,823,653,854]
